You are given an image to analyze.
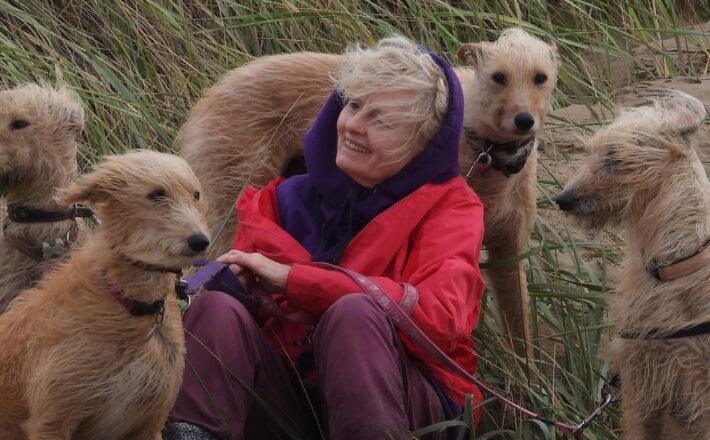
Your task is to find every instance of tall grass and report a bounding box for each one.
[1,1,708,438]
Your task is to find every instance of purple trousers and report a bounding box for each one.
[169,291,456,440]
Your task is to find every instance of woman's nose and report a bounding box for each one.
[345,112,367,133]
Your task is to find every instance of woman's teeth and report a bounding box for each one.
[345,140,371,153]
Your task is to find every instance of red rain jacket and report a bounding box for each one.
[232,175,485,407]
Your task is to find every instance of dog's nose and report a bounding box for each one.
[514,112,535,131]
[554,191,578,211]
[187,233,210,252]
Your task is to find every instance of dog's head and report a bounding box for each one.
[61,150,211,269]
[0,84,84,197]
[555,90,707,229]
[458,28,559,174]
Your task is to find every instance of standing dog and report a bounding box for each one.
[0,151,210,440]
[555,91,709,439]
[178,28,559,354]
[0,84,85,313]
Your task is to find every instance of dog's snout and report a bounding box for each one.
[187,233,210,252]
[554,191,578,211]
[514,112,535,132]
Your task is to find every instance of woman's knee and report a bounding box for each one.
[183,290,257,338]
[323,293,383,322]
[315,293,393,344]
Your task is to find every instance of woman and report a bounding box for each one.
[166,36,486,440]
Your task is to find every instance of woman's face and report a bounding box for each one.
[335,90,426,188]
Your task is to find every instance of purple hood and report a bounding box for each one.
[276,50,464,262]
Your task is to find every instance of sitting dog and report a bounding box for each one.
[178,28,560,354]
[0,84,86,314]
[555,90,709,439]
[0,150,210,440]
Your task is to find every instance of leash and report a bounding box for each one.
[314,262,613,438]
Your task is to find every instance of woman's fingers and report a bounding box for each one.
[216,251,290,291]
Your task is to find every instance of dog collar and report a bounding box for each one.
[110,289,165,316]
[649,239,710,282]
[117,252,184,276]
[2,217,79,260]
[619,321,710,339]
[116,252,189,301]
[104,274,165,317]
[7,203,100,224]
[463,128,535,177]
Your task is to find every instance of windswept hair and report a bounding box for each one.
[333,35,449,160]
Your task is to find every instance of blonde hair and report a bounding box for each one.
[333,35,449,160]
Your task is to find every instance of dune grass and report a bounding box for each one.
[1,1,709,438]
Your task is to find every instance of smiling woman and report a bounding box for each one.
[335,90,427,188]
[165,35,486,440]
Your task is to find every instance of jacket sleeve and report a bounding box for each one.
[285,185,485,349]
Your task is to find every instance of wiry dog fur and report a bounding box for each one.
[555,91,709,439]
[178,29,559,354]
[0,84,85,313]
[0,151,210,440]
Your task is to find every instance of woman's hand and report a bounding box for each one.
[216,250,291,292]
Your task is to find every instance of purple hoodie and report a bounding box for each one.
[276,49,464,263]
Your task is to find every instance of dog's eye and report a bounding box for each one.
[491,72,507,85]
[148,189,167,202]
[10,119,30,130]
[194,191,200,201]
[533,73,548,85]
[600,153,621,175]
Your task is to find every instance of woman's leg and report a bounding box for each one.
[167,291,314,440]
[313,294,450,440]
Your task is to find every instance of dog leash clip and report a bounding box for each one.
[465,146,493,180]
[145,303,166,341]
[175,277,189,301]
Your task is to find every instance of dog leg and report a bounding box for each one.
[485,235,532,358]
[480,158,537,358]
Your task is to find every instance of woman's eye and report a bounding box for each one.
[347,100,361,111]
[148,189,166,202]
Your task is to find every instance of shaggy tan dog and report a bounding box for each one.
[555,90,709,439]
[178,29,559,354]
[0,151,210,440]
[0,84,85,313]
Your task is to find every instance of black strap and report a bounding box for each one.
[619,321,710,339]
[7,204,96,223]
[129,299,165,316]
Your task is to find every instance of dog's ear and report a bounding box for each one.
[547,41,561,66]
[656,90,707,141]
[457,42,490,67]
[57,87,85,138]
[60,162,126,205]
[66,105,85,138]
